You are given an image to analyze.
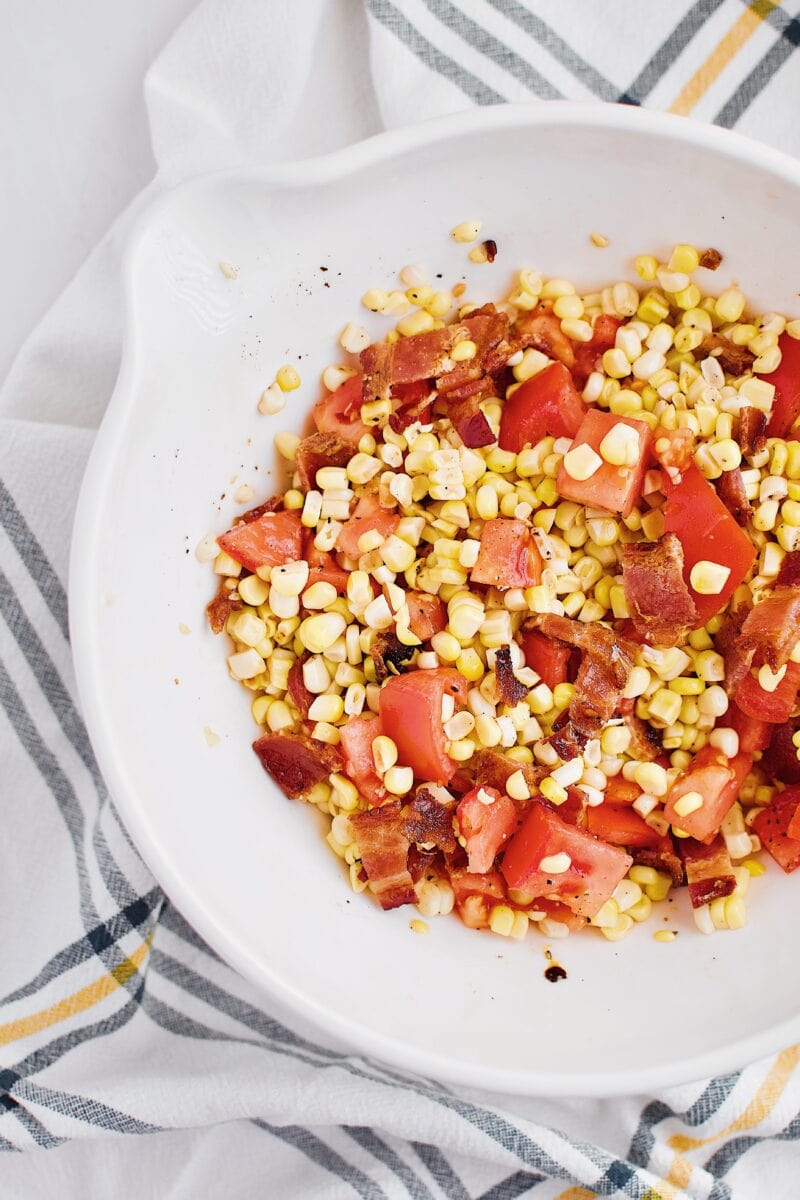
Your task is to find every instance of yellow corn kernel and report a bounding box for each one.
[540,776,567,806]
[634,255,658,282]
[689,559,731,596]
[276,364,301,392]
[637,294,670,325]
[715,289,746,324]
[451,220,482,243]
[489,905,515,937]
[653,929,676,943]
[384,765,413,795]
[451,338,477,362]
[456,649,484,682]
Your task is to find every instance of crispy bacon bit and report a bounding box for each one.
[679,836,736,908]
[472,748,542,800]
[632,836,685,886]
[407,844,442,884]
[512,305,575,368]
[252,730,342,799]
[621,533,698,644]
[404,788,457,853]
[776,551,800,589]
[242,494,283,522]
[494,646,528,704]
[287,657,314,717]
[763,720,800,785]
[350,802,417,910]
[699,247,723,271]
[206,584,242,634]
[447,392,495,448]
[738,406,767,458]
[483,239,498,263]
[295,432,353,492]
[370,633,415,683]
[437,309,512,394]
[531,615,635,690]
[388,379,434,433]
[716,468,753,526]
[700,334,754,377]
[621,709,662,761]
[723,577,800,691]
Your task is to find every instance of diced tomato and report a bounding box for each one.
[663,745,752,843]
[447,867,507,929]
[571,315,622,384]
[650,425,695,474]
[753,787,800,872]
[390,379,434,432]
[764,333,800,439]
[379,668,467,784]
[218,509,303,572]
[586,803,663,848]
[339,714,386,806]
[336,494,400,561]
[303,533,350,593]
[662,465,757,625]
[471,518,543,589]
[500,801,632,918]
[733,661,800,725]
[764,720,800,785]
[312,374,369,445]
[556,410,652,519]
[518,628,571,690]
[405,592,446,641]
[498,362,586,453]
[603,776,642,806]
[530,896,587,932]
[726,700,773,753]
[456,787,519,874]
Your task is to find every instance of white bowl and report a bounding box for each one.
[70,103,800,1096]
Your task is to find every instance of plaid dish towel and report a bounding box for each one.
[3,1,800,1196]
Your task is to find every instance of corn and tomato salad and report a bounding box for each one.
[202,233,800,946]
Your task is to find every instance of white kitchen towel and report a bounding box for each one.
[2,1,800,1197]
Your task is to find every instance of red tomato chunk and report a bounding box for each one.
[379,668,467,784]
[312,373,369,444]
[218,510,303,572]
[764,332,800,439]
[456,787,519,874]
[500,801,632,918]
[734,661,800,725]
[663,746,752,844]
[753,787,800,872]
[339,714,386,806]
[585,803,662,848]
[336,494,399,561]
[471,518,542,589]
[405,592,446,641]
[518,628,571,690]
[556,409,652,519]
[498,362,586,453]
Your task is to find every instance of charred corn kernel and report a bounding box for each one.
[456,649,484,682]
[688,560,731,596]
[384,765,413,796]
[276,365,300,392]
[563,443,603,481]
[635,255,658,282]
[266,700,293,732]
[540,777,567,806]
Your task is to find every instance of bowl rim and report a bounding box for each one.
[70,100,800,1096]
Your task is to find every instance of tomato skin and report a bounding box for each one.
[405,592,446,641]
[531,896,587,932]
[585,804,662,848]
[650,425,695,473]
[336,494,400,561]
[471,518,543,589]
[763,720,800,785]
[602,776,643,806]
[312,374,369,445]
[448,868,507,928]
[764,333,800,439]
[733,661,800,724]
[500,801,632,918]
[498,362,586,452]
[571,315,622,383]
[753,786,800,872]
[218,510,303,572]
[519,629,571,689]
[662,465,757,625]
[339,714,386,805]
[303,533,350,593]
[663,746,752,843]
[727,700,773,753]
[379,668,467,784]
[456,787,519,873]
[556,409,652,518]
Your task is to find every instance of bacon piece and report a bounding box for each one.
[763,720,800,785]
[723,582,800,691]
[621,709,662,761]
[404,788,457,853]
[295,432,352,492]
[252,730,342,799]
[349,802,417,910]
[512,306,575,368]
[287,658,314,718]
[407,844,442,884]
[436,309,512,394]
[699,247,723,270]
[472,748,542,800]
[679,836,736,908]
[531,615,635,690]
[447,393,495,448]
[206,584,242,634]
[621,533,698,644]
[632,836,685,886]
[494,646,528,704]
[370,632,415,683]
[388,379,434,433]
[738,406,767,458]
[777,551,800,589]
[241,494,283,521]
[700,334,754,376]
[716,468,753,526]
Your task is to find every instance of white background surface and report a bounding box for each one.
[0,0,197,385]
